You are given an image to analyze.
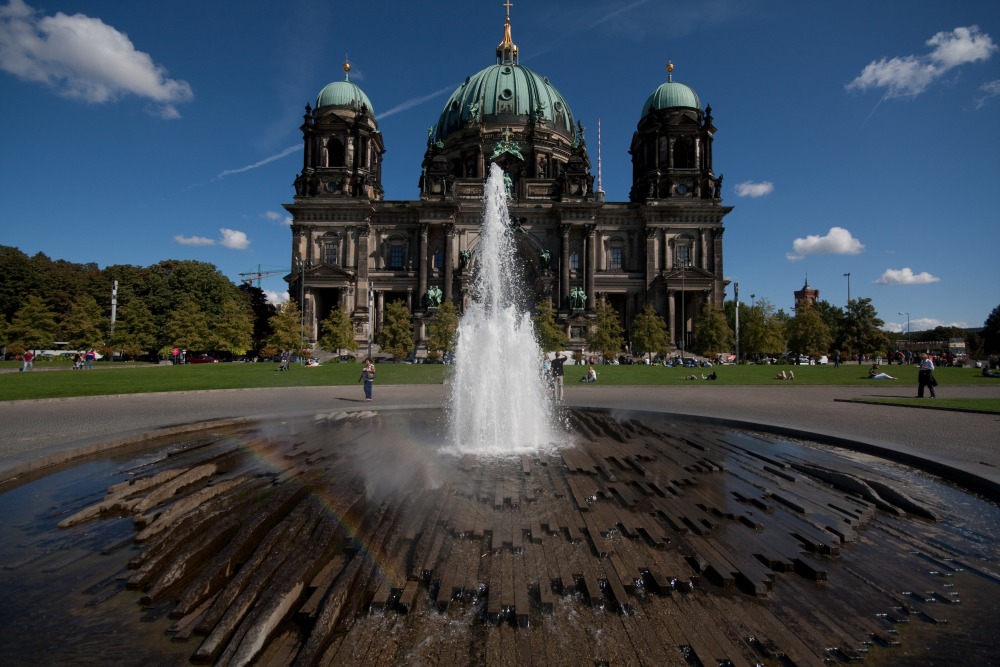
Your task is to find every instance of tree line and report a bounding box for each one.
[3,245,997,364]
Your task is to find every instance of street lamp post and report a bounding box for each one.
[297,258,310,361]
[843,272,851,305]
[734,282,740,364]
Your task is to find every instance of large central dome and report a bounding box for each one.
[433,15,575,144]
[434,63,576,143]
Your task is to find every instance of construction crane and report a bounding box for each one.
[238,266,287,288]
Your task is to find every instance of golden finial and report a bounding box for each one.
[343,58,351,81]
[666,60,674,82]
[497,0,518,64]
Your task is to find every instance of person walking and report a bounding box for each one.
[84,348,96,370]
[550,351,567,402]
[917,353,937,398]
[20,350,34,372]
[359,357,376,401]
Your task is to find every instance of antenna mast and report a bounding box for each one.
[597,117,604,196]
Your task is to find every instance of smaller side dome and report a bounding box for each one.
[315,62,375,115]
[640,62,700,118]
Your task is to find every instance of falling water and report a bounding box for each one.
[447,163,558,454]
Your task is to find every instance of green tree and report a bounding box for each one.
[114,297,157,359]
[207,297,254,357]
[631,304,671,361]
[786,303,833,359]
[0,246,36,323]
[162,294,209,352]
[377,300,414,360]
[983,305,1000,356]
[735,298,785,361]
[239,284,276,353]
[8,294,59,353]
[692,303,733,358]
[62,294,106,349]
[813,300,845,350]
[586,299,625,360]
[318,306,360,357]
[842,297,889,362]
[532,299,568,352]
[425,300,459,359]
[267,301,303,354]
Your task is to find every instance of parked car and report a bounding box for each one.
[187,354,219,364]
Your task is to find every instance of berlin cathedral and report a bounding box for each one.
[284,9,732,355]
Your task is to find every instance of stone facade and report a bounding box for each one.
[284,18,732,355]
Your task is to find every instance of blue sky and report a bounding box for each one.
[2,0,998,333]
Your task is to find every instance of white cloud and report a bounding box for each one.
[734,181,774,198]
[847,25,997,100]
[264,289,289,305]
[378,83,457,120]
[219,228,250,250]
[0,0,193,117]
[885,317,968,333]
[874,267,940,285]
[786,227,864,261]
[216,144,301,180]
[976,79,1000,108]
[174,234,214,246]
[264,210,292,226]
[173,228,251,249]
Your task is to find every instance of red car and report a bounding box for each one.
[187,354,219,364]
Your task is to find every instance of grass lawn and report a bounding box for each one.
[0,360,445,401]
[1,358,994,402]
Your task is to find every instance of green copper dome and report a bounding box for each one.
[434,62,576,142]
[315,63,374,115]
[641,64,701,119]
[642,81,700,116]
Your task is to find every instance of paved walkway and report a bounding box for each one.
[1,382,998,497]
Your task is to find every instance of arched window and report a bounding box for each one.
[386,236,407,270]
[673,136,695,169]
[608,237,625,271]
[675,237,693,267]
[329,138,345,167]
[322,237,341,265]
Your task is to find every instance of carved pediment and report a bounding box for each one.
[308,263,356,283]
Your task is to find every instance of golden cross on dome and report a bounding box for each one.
[503,0,513,19]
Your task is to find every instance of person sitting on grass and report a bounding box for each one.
[775,370,795,380]
[580,366,597,382]
[867,364,897,380]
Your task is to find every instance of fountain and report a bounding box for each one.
[1,166,999,665]
[448,163,558,455]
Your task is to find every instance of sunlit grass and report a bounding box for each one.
[0,359,991,402]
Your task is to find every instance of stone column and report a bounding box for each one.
[418,224,428,310]
[585,225,596,311]
[560,224,571,308]
[668,290,676,346]
[376,290,384,333]
[444,224,455,303]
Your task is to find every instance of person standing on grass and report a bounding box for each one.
[21,350,34,372]
[550,351,567,402]
[917,353,937,398]
[359,357,376,402]
[85,348,96,370]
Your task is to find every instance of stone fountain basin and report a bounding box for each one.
[1,407,998,666]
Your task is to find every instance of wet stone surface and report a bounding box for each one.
[1,408,998,666]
